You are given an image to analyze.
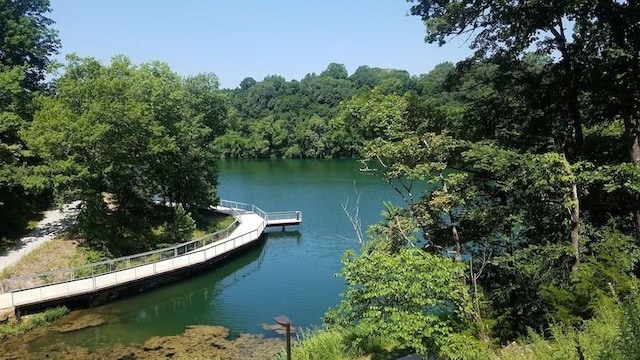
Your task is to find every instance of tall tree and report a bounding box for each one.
[0,0,59,87]
[24,55,222,255]
[320,62,349,80]
[0,0,59,242]
[406,0,640,232]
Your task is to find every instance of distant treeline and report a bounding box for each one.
[217,62,452,159]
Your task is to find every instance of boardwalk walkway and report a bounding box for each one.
[0,200,301,312]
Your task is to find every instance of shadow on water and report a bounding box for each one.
[22,159,404,353]
[28,237,270,351]
[263,229,302,241]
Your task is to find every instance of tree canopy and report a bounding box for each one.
[0,0,59,244]
[24,55,225,255]
[316,2,640,357]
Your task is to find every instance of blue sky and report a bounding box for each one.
[49,1,473,89]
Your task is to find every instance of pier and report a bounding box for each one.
[0,200,301,313]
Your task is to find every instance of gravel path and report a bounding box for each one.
[0,201,81,272]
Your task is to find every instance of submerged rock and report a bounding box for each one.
[0,324,285,359]
[52,313,105,333]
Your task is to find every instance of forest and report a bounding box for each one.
[2,0,640,359]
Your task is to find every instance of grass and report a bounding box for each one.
[0,306,69,340]
[275,328,363,360]
[191,209,235,239]
[0,236,81,281]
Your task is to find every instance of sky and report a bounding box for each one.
[48,1,474,89]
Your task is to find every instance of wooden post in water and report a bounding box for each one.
[274,315,292,360]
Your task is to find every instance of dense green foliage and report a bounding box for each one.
[216,64,431,158]
[2,1,640,358]
[23,56,225,255]
[303,1,640,358]
[0,0,59,247]
[326,248,472,355]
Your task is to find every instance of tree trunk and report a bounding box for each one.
[569,181,581,270]
[562,153,580,271]
[561,154,581,270]
[440,173,462,260]
[567,73,584,158]
[550,19,584,159]
[622,108,640,231]
[452,223,461,261]
[618,70,640,232]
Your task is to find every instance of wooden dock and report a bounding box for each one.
[0,200,301,313]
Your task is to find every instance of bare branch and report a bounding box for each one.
[394,217,415,247]
[341,183,366,246]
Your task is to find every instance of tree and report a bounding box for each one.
[406,0,640,231]
[0,0,59,243]
[320,62,348,80]
[325,248,472,356]
[0,0,60,87]
[349,65,415,94]
[239,76,256,90]
[182,73,228,137]
[24,55,221,255]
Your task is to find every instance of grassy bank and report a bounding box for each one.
[191,208,235,238]
[0,306,69,340]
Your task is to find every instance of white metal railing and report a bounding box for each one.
[0,218,241,294]
[0,199,298,309]
[0,199,261,294]
[219,200,301,223]
[219,199,269,220]
[266,211,302,222]
[4,217,268,308]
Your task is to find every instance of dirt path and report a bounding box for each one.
[0,201,81,273]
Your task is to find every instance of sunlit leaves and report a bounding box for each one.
[326,248,472,355]
[23,55,222,253]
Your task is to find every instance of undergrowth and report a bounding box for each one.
[0,306,69,340]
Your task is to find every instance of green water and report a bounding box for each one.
[29,159,402,350]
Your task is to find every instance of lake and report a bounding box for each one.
[26,159,403,350]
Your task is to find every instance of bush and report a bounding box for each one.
[275,328,358,360]
[0,306,69,340]
[501,292,640,360]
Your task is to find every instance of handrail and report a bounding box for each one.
[266,211,302,222]
[220,200,269,221]
[0,221,242,293]
[0,200,299,300]
[0,200,257,294]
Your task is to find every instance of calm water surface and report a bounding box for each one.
[30,159,403,350]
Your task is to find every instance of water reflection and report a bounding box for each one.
[25,159,403,351]
[29,238,268,350]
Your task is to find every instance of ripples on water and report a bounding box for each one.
[28,159,404,350]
